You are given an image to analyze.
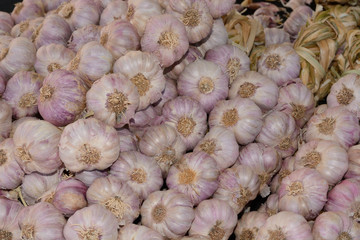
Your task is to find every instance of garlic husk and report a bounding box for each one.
[284,6,313,39]
[234,211,268,240]
[113,50,166,110]
[18,202,66,240]
[67,24,101,52]
[194,126,239,171]
[117,128,138,152]
[99,0,128,26]
[59,118,120,172]
[86,73,140,128]
[264,28,290,47]
[153,77,178,115]
[128,106,164,137]
[178,59,229,113]
[213,164,260,214]
[305,106,360,150]
[11,1,44,25]
[0,35,13,51]
[118,224,165,240]
[229,71,279,112]
[209,97,263,145]
[189,199,237,240]
[13,119,62,174]
[196,19,228,55]
[74,169,108,187]
[43,0,70,12]
[0,189,19,201]
[205,44,250,84]
[278,168,328,220]
[204,0,235,18]
[257,43,300,86]
[0,12,14,34]
[166,152,219,205]
[0,138,24,190]
[110,151,163,201]
[0,197,23,239]
[141,190,195,239]
[256,111,299,158]
[0,100,13,140]
[346,144,360,179]
[270,156,296,193]
[0,74,5,97]
[256,211,313,240]
[3,71,43,119]
[181,236,211,240]
[163,96,207,150]
[258,193,279,216]
[9,117,38,138]
[35,43,75,76]
[294,140,348,186]
[11,17,44,39]
[253,5,280,31]
[64,204,119,240]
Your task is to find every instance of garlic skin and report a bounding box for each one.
[11,1,44,24]
[141,14,189,68]
[204,0,235,19]
[0,198,23,239]
[234,211,268,240]
[284,6,313,39]
[86,73,140,128]
[18,202,66,240]
[264,28,290,47]
[11,17,44,39]
[118,224,165,240]
[100,0,128,26]
[141,190,195,239]
[305,106,360,150]
[189,199,237,240]
[114,51,166,110]
[213,164,260,214]
[196,19,228,55]
[294,140,348,186]
[43,0,70,12]
[153,77,178,114]
[346,144,360,179]
[35,44,75,76]
[117,128,138,152]
[229,71,279,112]
[75,169,108,187]
[64,204,119,240]
[278,168,328,220]
[178,59,229,113]
[110,151,163,201]
[256,111,299,158]
[256,211,313,240]
[181,236,211,240]
[270,156,296,193]
[166,152,219,205]
[163,96,207,150]
[0,74,5,97]
[258,193,279,216]
[209,97,263,145]
[3,71,43,119]
[59,118,120,172]
[10,117,37,138]
[0,12,14,35]
[67,24,101,52]
[258,43,300,86]
[129,106,164,135]
[0,101,12,140]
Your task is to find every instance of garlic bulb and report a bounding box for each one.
[256,111,299,158]
[209,97,263,145]
[234,211,268,240]
[178,59,229,113]
[213,164,260,214]
[67,24,101,52]
[189,199,237,240]
[128,106,164,137]
[204,0,235,19]
[142,14,189,68]
[42,0,70,12]
[163,96,207,150]
[118,224,165,240]
[0,74,5,97]
[270,156,296,193]
[258,193,279,216]
[196,19,228,55]
[99,0,128,26]
[0,12,14,35]
[166,152,219,205]
[59,118,120,172]
[141,190,195,239]
[284,6,313,39]
[153,77,178,114]
[113,51,166,110]
[64,204,118,240]
[294,140,348,186]
[86,73,140,128]
[0,198,23,239]
[74,169,108,187]
[110,151,163,200]
[0,101,12,140]
[11,1,44,24]
[258,43,300,86]
[9,117,38,138]
[305,106,360,150]
[346,144,360,179]
[3,71,43,119]
[117,128,138,152]
[264,28,290,47]
[11,17,44,39]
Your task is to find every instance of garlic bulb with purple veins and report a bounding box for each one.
[189,199,237,240]
[110,151,163,201]
[234,211,268,240]
[99,0,127,26]
[0,101,13,140]
[346,144,360,179]
[256,211,313,240]
[284,6,313,39]
[0,198,23,239]
[0,12,14,34]
[129,106,162,130]
[11,1,44,24]
[118,224,165,240]
[264,28,290,47]
[258,193,279,216]
[209,97,263,145]
[205,44,250,84]
[75,169,108,187]
[278,168,328,220]
[258,43,300,86]
[153,77,178,114]
[86,73,140,128]
[18,202,66,240]
[11,17,44,39]
[9,117,38,138]
[194,126,239,171]
[229,71,279,112]
[114,51,166,110]
[13,119,62,174]
[166,152,219,205]
[162,96,207,150]
[213,164,260,214]
[270,156,296,193]
[178,59,229,113]
[42,0,70,12]
[141,190,195,239]
[117,128,138,152]
[256,111,299,158]
[87,176,140,226]
[141,14,189,68]
[59,118,120,172]
[3,71,43,119]
[204,0,235,19]
[305,106,360,150]
[197,19,228,55]
[67,24,101,52]
[64,204,118,240]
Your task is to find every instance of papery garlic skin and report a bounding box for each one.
[0,12,14,35]
[128,106,164,135]
[117,128,138,152]
[100,0,128,26]
[189,199,237,240]
[0,74,5,97]
[197,19,228,55]
[204,0,235,19]
[75,169,108,187]
[181,236,211,240]
[0,198,23,239]
[64,204,118,240]
[258,193,279,216]
[234,211,268,240]
[284,6,313,39]
[264,28,290,47]
[9,117,37,138]
[153,77,178,114]
[43,0,70,12]
[346,144,360,179]
[141,190,195,239]
[11,1,44,24]
[118,224,165,240]
[11,17,44,39]
[59,118,120,172]
[0,100,13,140]
[67,24,101,52]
